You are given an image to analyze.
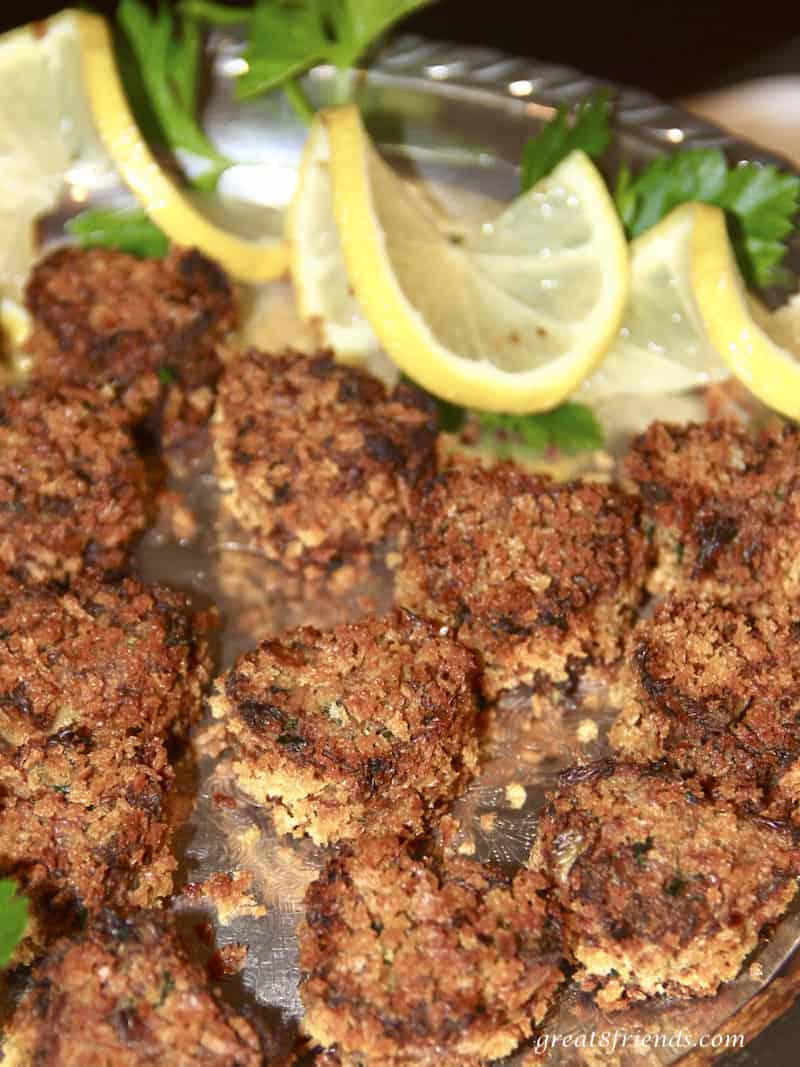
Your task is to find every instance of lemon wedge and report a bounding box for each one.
[77,12,286,282]
[0,10,117,299]
[579,201,800,418]
[323,104,629,413]
[578,203,730,401]
[289,116,381,363]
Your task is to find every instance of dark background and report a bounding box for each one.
[4,0,800,98]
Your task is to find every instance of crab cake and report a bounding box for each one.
[210,610,480,845]
[611,593,800,820]
[0,575,210,750]
[212,350,437,584]
[0,382,148,585]
[3,910,264,1067]
[534,760,800,1010]
[0,733,175,962]
[25,245,237,461]
[622,418,800,599]
[298,835,564,1066]
[395,458,649,701]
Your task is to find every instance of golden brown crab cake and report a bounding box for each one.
[0,732,175,963]
[210,610,480,845]
[610,593,800,821]
[395,457,649,701]
[298,835,565,1066]
[212,350,437,585]
[3,910,264,1067]
[0,382,148,585]
[0,575,210,750]
[621,418,800,600]
[533,760,800,1011]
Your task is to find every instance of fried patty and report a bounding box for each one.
[298,835,564,1066]
[3,910,264,1066]
[0,382,148,584]
[0,575,210,750]
[25,246,237,461]
[622,418,800,599]
[0,732,175,963]
[395,457,649,700]
[533,759,800,1010]
[611,593,800,820]
[210,610,480,844]
[212,350,437,583]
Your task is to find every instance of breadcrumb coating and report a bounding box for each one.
[210,610,480,844]
[25,246,237,462]
[534,760,800,1010]
[395,457,648,700]
[3,910,263,1066]
[611,593,800,820]
[0,382,148,585]
[0,733,175,962]
[622,419,800,599]
[298,835,564,1065]
[213,350,437,583]
[0,575,210,750]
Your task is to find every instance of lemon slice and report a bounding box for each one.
[0,10,117,299]
[289,116,381,363]
[577,203,730,401]
[690,203,800,417]
[77,12,286,282]
[323,105,629,413]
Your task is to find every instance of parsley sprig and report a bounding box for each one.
[181,0,436,121]
[118,0,233,189]
[520,92,612,192]
[0,878,28,968]
[67,207,169,259]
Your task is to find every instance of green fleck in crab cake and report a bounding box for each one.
[3,910,264,1066]
[210,610,480,845]
[212,350,437,585]
[0,382,148,585]
[298,835,565,1066]
[534,759,800,1011]
[395,456,649,701]
[611,592,800,821]
[622,418,800,600]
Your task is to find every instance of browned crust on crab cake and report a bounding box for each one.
[0,575,210,750]
[621,419,800,600]
[298,835,565,1066]
[533,759,800,1011]
[212,350,437,583]
[25,246,238,462]
[0,382,149,584]
[395,457,649,700]
[610,593,800,821]
[210,610,479,845]
[0,732,175,963]
[3,910,264,1067]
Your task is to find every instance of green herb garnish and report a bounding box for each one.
[118,0,232,188]
[665,875,686,897]
[480,404,605,456]
[614,148,800,288]
[182,0,436,121]
[52,783,71,796]
[0,879,28,967]
[67,207,169,259]
[521,91,612,192]
[631,836,654,865]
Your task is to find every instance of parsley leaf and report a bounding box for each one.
[520,92,612,192]
[480,404,604,456]
[0,879,28,968]
[67,208,170,259]
[184,0,436,117]
[118,0,232,189]
[614,148,800,288]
